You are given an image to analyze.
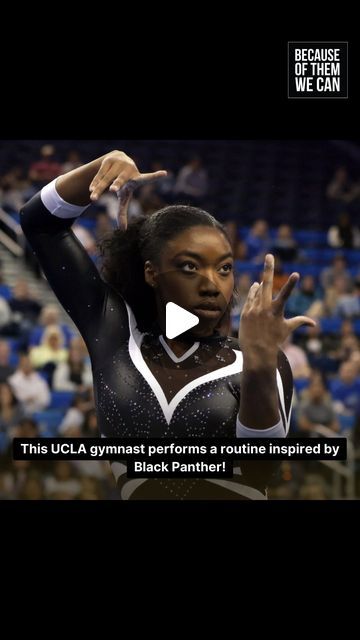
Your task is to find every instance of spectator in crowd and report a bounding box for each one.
[320,255,353,292]
[174,155,209,206]
[330,360,360,415]
[0,166,29,212]
[297,377,339,434]
[287,275,322,318]
[17,472,45,500]
[29,304,74,348]
[334,279,360,318]
[326,166,354,203]
[61,150,82,174]
[28,144,62,190]
[44,461,81,500]
[282,335,311,379]
[150,160,175,202]
[53,336,92,392]
[8,354,50,413]
[271,224,298,262]
[29,324,68,370]
[328,212,360,249]
[8,279,42,325]
[244,219,271,263]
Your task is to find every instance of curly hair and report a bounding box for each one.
[99,205,232,332]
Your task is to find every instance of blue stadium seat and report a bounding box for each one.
[0,285,11,300]
[294,378,309,394]
[76,218,97,231]
[320,318,342,334]
[32,410,64,436]
[49,391,75,410]
[0,431,9,453]
[337,413,355,434]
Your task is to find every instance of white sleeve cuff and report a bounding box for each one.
[41,178,90,219]
[236,416,286,438]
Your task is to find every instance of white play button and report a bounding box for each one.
[166,302,199,339]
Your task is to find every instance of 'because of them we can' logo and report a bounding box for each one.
[288,42,348,99]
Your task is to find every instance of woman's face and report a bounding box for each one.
[150,226,234,336]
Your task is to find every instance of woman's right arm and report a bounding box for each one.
[20,151,166,352]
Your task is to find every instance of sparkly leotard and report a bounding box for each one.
[20,190,293,500]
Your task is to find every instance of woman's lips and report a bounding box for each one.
[193,306,222,319]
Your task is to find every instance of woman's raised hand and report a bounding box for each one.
[239,254,316,365]
[89,150,167,229]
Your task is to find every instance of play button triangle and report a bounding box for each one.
[165,302,199,339]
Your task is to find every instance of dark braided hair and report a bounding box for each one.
[99,205,232,332]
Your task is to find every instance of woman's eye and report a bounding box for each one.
[180,262,197,272]
[219,263,233,274]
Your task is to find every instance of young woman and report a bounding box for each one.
[20,150,315,500]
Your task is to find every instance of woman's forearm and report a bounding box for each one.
[55,155,107,206]
[239,352,280,429]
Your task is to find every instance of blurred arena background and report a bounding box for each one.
[0,138,359,500]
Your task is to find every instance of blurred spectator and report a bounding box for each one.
[29,304,74,348]
[320,255,352,291]
[137,183,164,216]
[174,155,209,206]
[282,335,311,379]
[328,212,360,249]
[322,274,352,317]
[13,417,39,438]
[29,324,68,370]
[300,324,338,373]
[58,395,86,436]
[77,476,105,500]
[330,361,360,415]
[244,219,271,263]
[61,150,82,174]
[53,337,92,391]
[334,279,360,318]
[94,211,114,242]
[18,472,45,500]
[0,166,29,212]
[8,279,42,325]
[271,224,298,262]
[233,239,248,261]
[287,275,322,318]
[326,166,354,203]
[44,461,81,500]
[298,475,329,500]
[28,144,62,188]
[8,354,50,413]
[82,408,98,436]
[150,160,175,201]
[297,378,339,434]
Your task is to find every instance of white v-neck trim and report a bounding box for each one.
[125,303,242,425]
[159,334,200,363]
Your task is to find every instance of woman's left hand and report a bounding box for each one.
[239,254,316,366]
[116,174,163,230]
